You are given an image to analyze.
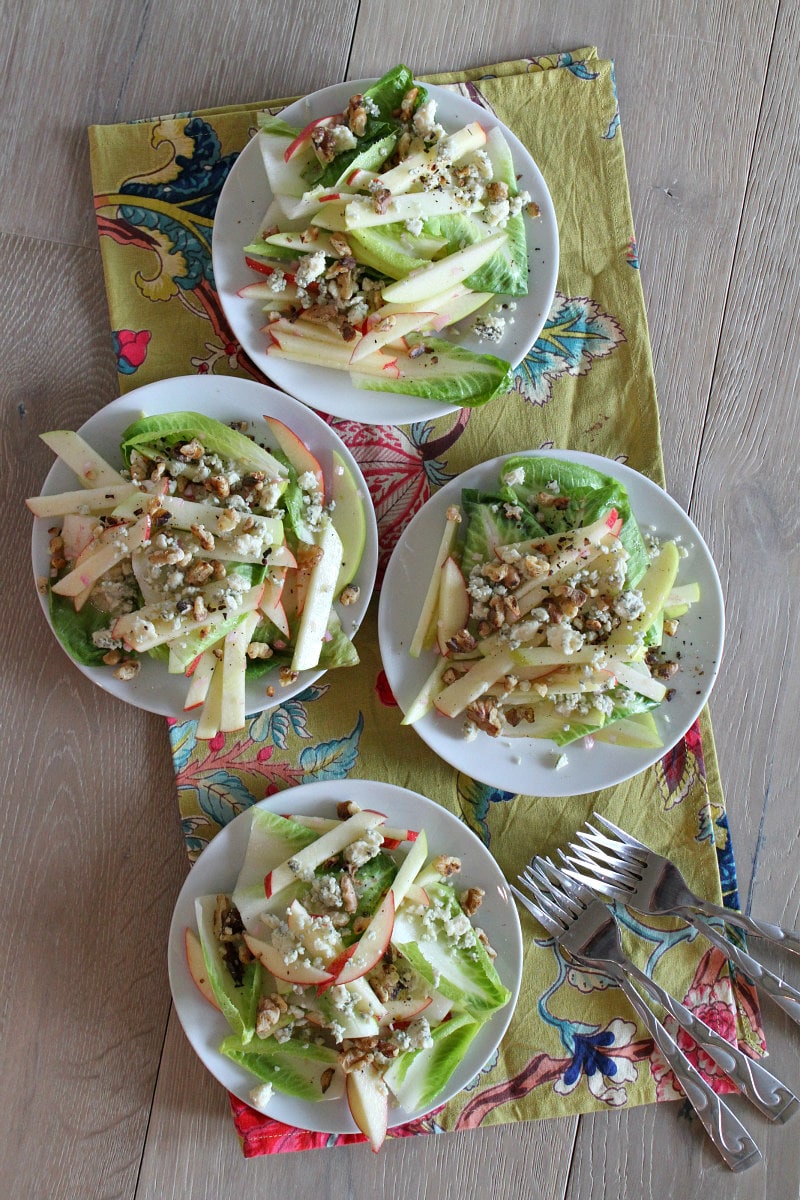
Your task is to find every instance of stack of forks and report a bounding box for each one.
[512,815,800,1172]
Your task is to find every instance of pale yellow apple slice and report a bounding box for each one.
[184,927,221,1010]
[263,810,385,899]
[409,506,461,658]
[345,1060,389,1152]
[435,556,470,656]
[195,654,225,741]
[380,232,507,304]
[26,482,139,518]
[350,311,437,363]
[220,611,262,733]
[291,517,343,672]
[401,657,452,726]
[51,513,152,600]
[263,413,324,493]
[330,452,366,592]
[433,647,518,719]
[375,121,487,195]
[40,430,128,487]
[604,657,667,703]
[605,542,681,649]
[113,583,265,654]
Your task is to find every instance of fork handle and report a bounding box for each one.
[622,960,799,1124]
[684,901,800,956]
[690,914,800,1027]
[615,973,761,1171]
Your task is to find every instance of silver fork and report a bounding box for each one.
[512,861,763,1171]
[527,859,799,1124]
[564,814,800,1028]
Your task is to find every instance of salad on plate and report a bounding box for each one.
[238,63,547,410]
[183,795,514,1150]
[28,403,372,736]
[401,455,704,755]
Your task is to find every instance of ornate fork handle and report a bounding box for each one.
[681,901,800,956]
[690,914,800,1026]
[607,965,762,1171]
[620,958,798,1123]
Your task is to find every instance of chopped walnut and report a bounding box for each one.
[216,508,240,534]
[329,232,354,258]
[192,595,208,621]
[446,628,477,654]
[371,185,393,214]
[339,584,360,606]
[206,475,231,499]
[185,561,215,586]
[663,618,679,637]
[486,181,509,203]
[347,94,368,137]
[460,887,485,916]
[431,854,462,878]
[311,125,343,164]
[256,992,288,1039]
[179,439,204,461]
[279,666,299,687]
[340,873,358,913]
[446,505,462,524]
[397,87,419,119]
[113,660,140,681]
[337,799,361,819]
[148,546,185,567]
[465,696,503,737]
[536,490,570,509]
[191,523,215,551]
[476,927,498,958]
[246,642,273,660]
[651,659,680,680]
[102,649,122,666]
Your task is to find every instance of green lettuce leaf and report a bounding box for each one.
[195,895,262,1042]
[256,113,301,139]
[392,883,511,1020]
[459,488,546,577]
[383,1011,482,1111]
[48,593,119,666]
[352,335,512,409]
[424,211,528,296]
[119,411,287,480]
[220,1034,339,1100]
[500,455,650,587]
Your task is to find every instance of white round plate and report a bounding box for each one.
[167,778,522,1134]
[30,375,378,720]
[212,78,559,424]
[378,450,725,798]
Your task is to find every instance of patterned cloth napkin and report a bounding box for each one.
[88,47,765,1156]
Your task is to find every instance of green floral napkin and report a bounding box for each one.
[88,47,763,1156]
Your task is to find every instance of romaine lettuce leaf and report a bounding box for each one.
[195,895,262,1042]
[382,1011,482,1111]
[219,1034,339,1100]
[392,883,511,1020]
[256,113,301,139]
[500,455,650,587]
[459,488,546,577]
[233,809,319,931]
[352,335,512,408]
[424,212,528,296]
[48,593,119,666]
[119,411,287,480]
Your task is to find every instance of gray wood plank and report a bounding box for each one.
[0,0,359,248]
[0,232,187,1200]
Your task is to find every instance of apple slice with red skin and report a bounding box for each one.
[334,831,429,986]
[263,414,324,496]
[283,114,337,162]
[409,506,461,657]
[345,1059,389,1152]
[378,994,433,1026]
[436,556,470,657]
[184,927,221,1010]
[243,933,333,986]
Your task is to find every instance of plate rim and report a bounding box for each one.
[167,777,523,1134]
[378,447,726,798]
[211,76,559,424]
[29,374,379,719]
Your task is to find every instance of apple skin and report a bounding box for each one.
[263,414,324,496]
[345,1060,389,1152]
[243,933,334,986]
[283,114,336,162]
[184,928,221,1011]
[334,891,395,986]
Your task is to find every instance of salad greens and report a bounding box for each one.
[243,63,541,409]
[405,456,697,756]
[189,803,512,1149]
[29,410,367,738]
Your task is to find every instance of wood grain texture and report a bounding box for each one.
[3,0,800,1196]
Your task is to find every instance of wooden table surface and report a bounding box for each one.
[3,2,799,1196]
